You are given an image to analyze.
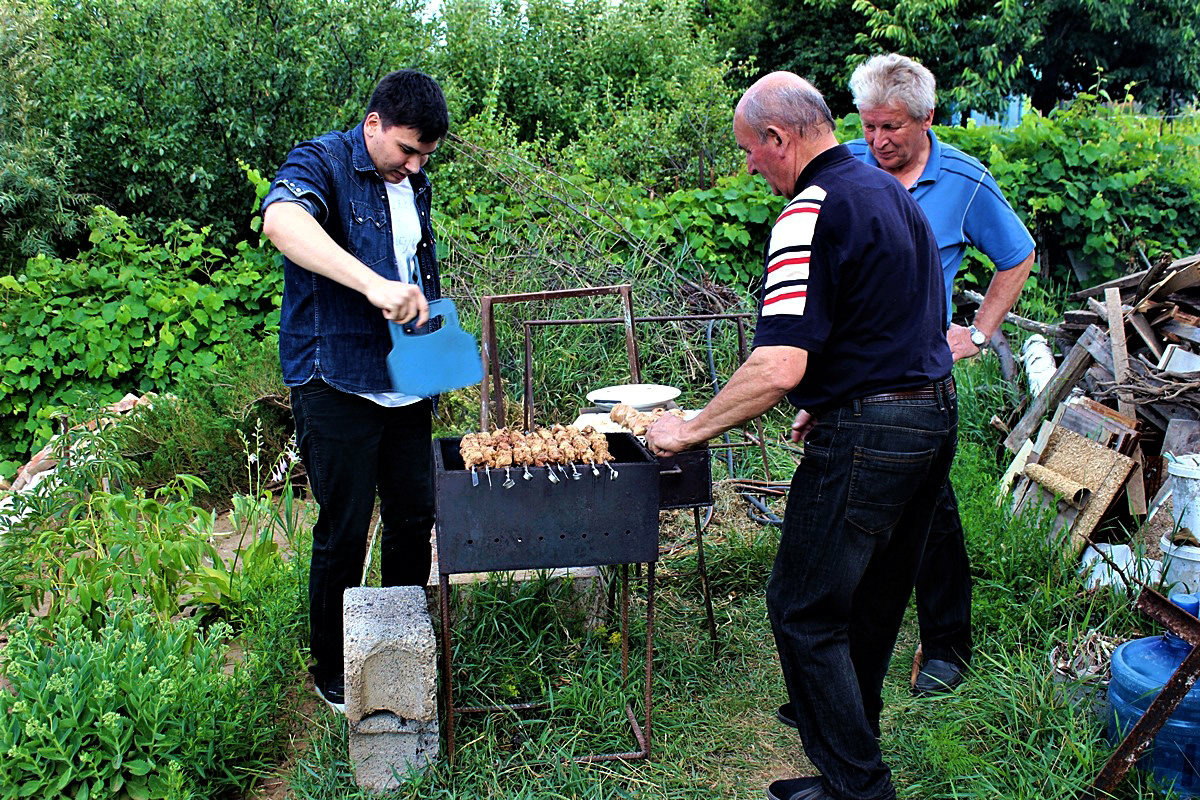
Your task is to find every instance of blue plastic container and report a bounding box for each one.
[1109,593,1200,797]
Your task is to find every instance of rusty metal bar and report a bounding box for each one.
[440,561,656,764]
[1136,588,1200,648]
[619,285,641,384]
[1084,588,1200,798]
[694,507,719,655]
[439,572,456,761]
[643,562,656,755]
[621,563,630,679]
[479,285,637,430]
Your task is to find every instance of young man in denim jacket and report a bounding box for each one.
[261,69,448,712]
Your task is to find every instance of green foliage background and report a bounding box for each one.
[0,0,1198,475]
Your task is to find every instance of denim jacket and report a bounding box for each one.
[263,122,442,392]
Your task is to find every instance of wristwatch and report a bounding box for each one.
[967,324,988,349]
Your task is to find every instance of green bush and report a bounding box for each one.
[0,202,280,475]
[8,0,432,244]
[434,0,739,191]
[0,1,89,268]
[111,337,289,506]
[0,598,298,800]
[934,98,1200,290]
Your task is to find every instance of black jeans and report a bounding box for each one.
[291,380,435,683]
[913,479,973,667]
[767,385,957,800]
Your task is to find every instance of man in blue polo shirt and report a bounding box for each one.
[849,54,1034,696]
[648,71,957,800]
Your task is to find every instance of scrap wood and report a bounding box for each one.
[1068,269,1149,302]
[1093,369,1200,407]
[1106,287,1146,516]
[1161,320,1200,346]
[1012,425,1134,556]
[1004,324,1104,453]
[1023,463,1092,507]
[1135,257,1200,312]
[960,289,1061,338]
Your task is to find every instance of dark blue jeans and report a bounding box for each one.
[291,380,435,684]
[767,385,957,800]
[914,479,973,667]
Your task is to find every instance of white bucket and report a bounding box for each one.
[1160,536,1200,593]
[1168,454,1200,538]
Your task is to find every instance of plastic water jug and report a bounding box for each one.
[1108,593,1200,797]
[386,298,483,398]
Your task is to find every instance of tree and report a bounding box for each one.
[20,0,434,244]
[725,0,1199,121]
[851,0,1199,115]
[1014,0,1200,113]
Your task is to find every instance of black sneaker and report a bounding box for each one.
[776,701,799,729]
[911,658,965,697]
[766,777,834,800]
[316,674,346,714]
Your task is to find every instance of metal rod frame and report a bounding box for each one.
[513,307,767,654]
[439,564,656,764]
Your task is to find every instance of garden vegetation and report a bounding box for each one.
[0,0,1198,796]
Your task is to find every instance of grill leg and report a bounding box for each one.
[620,564,630,680]
[439,571,456,762]
[693,507,719,656]
[643,562,656,756]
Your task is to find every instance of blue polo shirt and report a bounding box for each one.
[846,130,1034,323]
[752,145,952,412]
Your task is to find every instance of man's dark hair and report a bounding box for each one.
[367,69,449,142]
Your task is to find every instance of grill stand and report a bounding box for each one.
[512,302,768,657]
[439,563,656,763]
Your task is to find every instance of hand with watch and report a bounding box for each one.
[946,321,989,362]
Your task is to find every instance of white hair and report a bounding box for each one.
[849,54,937,120]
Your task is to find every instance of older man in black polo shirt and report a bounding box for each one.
[646,72,957,800]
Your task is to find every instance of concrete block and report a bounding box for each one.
[344,587,437,724]
[348,712,438,793]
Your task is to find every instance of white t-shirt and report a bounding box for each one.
[359,178,425,407]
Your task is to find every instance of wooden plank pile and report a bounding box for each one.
[995,252,1200,551]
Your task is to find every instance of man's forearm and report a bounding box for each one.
[678,346,807,446]
[262,202,384,296]
[973,250,1034,337]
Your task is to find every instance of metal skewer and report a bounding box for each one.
[503,467,515,488]
[470,466,479,487]
[589,461,600,477]
[523,465,533,480]
[485,466,492,488]
[606,462,618,480]
[547,466,560,484]
[570,463,581,480]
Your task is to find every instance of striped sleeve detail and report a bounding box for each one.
[763,187,826,317]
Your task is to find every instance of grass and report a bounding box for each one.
[257,351,1190,800]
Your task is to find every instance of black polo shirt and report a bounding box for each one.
[752,145,952,412]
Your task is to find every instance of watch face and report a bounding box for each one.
[970,328,986,345]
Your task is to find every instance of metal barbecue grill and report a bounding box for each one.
[437,284,771,764]
[433,433,660,573]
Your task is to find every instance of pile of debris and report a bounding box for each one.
[980,251,1200,558]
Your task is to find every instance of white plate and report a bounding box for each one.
[586,383,681,411]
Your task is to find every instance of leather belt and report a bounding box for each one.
[859,376,956,404]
